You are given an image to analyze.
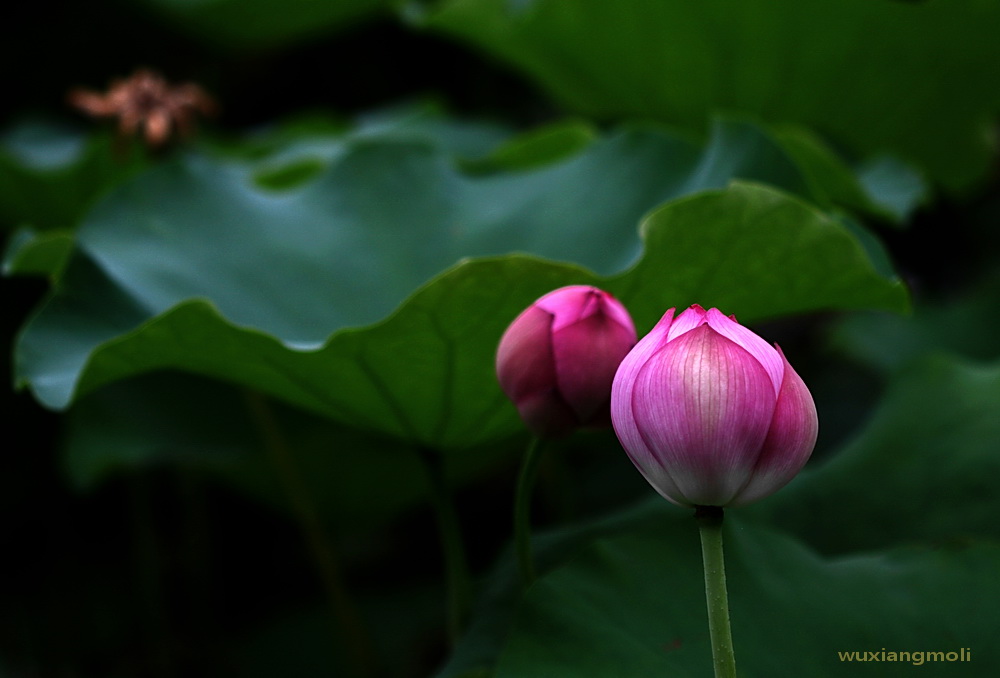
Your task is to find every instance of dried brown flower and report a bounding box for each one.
[69,68,216,148]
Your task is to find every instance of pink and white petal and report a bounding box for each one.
[535,285,600,332]
[553,311,637,422]
[611,309,686,502]
[729,347,818,506]
[631,325,776,506]
[631,464,690,507]
[665,304,708,341]
[704,308,783,396]
[496,305,555,402]
[611,308,676,408]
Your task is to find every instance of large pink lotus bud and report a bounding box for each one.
[611,305,818,507]
[496,286,638,437]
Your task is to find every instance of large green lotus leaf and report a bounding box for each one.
[1,104,511,274]
[0,120,144,233]
[136,0,387,50]
[24,254,595,447]
[752,355,1000,554]
[493,511,997,677]
[18,181,905,451]
[3,112,916,289]
[15,118,908,448]
[609,185,905,328]
[418,0,1000,191]
[228,112,923,223]
[37,124,706,345]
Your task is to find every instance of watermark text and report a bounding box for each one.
[838,648,971,666]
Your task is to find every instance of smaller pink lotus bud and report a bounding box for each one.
[611,305,818,507]
[496,285,638,437]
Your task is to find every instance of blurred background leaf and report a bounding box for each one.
[2,227,74,278]
[830,271,1000,373]
[136,0,391,51]
[0,120,145,233]
[417,0,1000,192]
[62,371,514,527]
[755,355,1000,554]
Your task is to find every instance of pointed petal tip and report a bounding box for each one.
[535,285,635,334]
[703,311,783,396]
[667,305,708,340]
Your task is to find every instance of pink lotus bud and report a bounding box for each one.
[611,305,818,507]
[496,286,638,437]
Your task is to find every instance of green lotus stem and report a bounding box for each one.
[244,390,378,677]
[514,435,545,586]
[128,473,174,675]
[417,447,472,645]
[696,505,737,678]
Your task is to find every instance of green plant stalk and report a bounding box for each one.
[696,506,737,678]
[128,473,174,677]
[417,447,473,645]
[513,435,545,585]
[244,390,378,678]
